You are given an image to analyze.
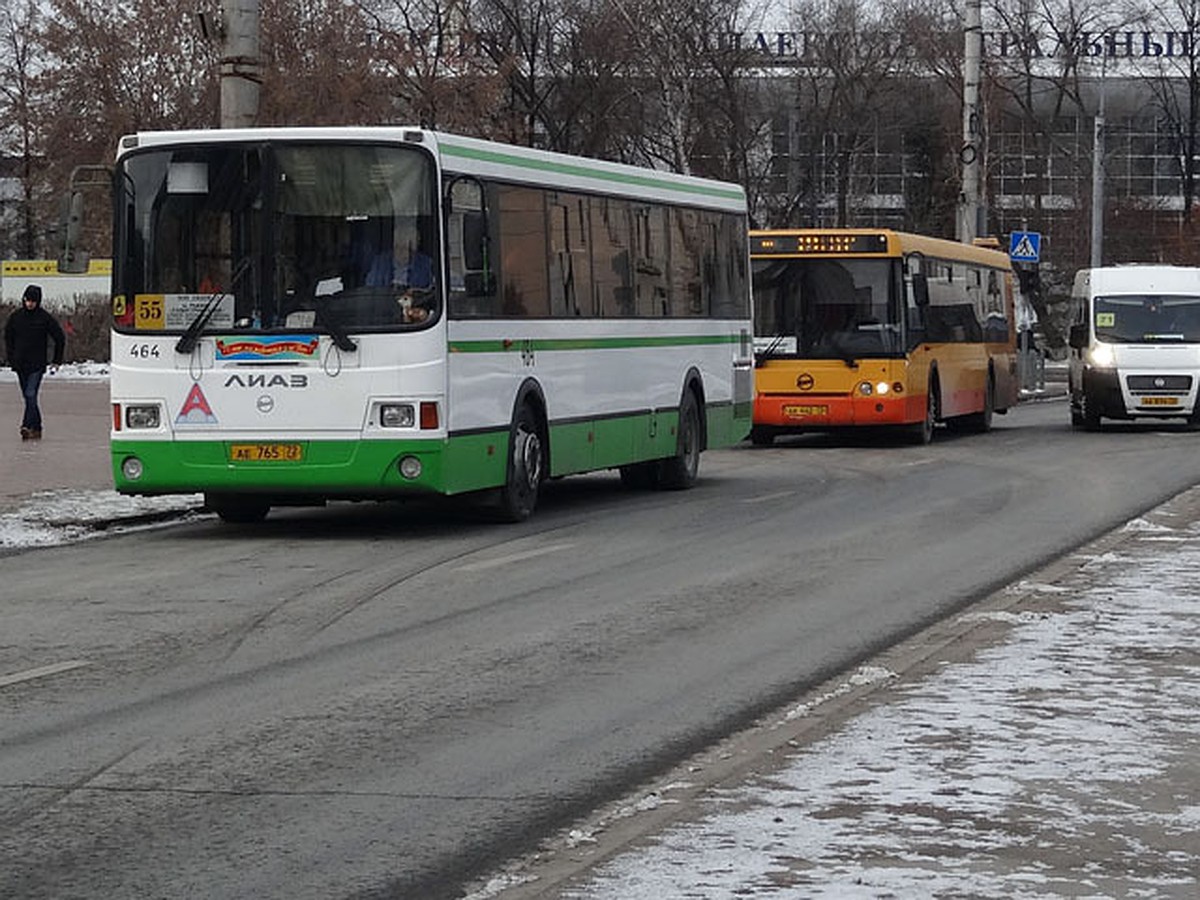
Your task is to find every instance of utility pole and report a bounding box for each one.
[958,0,984,243]
[1090,56,1107,267]
[220,0,260,128]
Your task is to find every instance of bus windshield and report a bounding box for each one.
[113,141,438,334]
[1095,294,1200,343]
[751,257,902,359]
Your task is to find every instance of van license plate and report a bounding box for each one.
[1141,397,1180,407]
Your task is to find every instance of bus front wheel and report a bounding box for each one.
[496,403,546,522]
[658,390,701,490]
[909,380,938,445]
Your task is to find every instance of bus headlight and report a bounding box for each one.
[125,404,161,429]
[1087,344,1116,368]
[858,381,873,396]
[381,403,416,428]
[122,457,144,481]
[875,381,890,395]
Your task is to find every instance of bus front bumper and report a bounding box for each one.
[754,392,925,429]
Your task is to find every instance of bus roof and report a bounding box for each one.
[118,126,748,214]
[749,227,1013,268]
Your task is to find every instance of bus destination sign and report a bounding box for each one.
[750,232,890,256]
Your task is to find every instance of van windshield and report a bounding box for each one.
[1095,295,1200,343]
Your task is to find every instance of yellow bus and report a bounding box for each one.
[750,229,1020,444]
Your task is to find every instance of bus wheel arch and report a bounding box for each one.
[495,380,549,522]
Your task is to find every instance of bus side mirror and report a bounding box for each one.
[912,272,930,307]
[1068,323,1089,349]
[58,191,89,274]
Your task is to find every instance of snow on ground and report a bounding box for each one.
[0,363,203,549]
[473,508,1200,899]
[0,488,202,549]
[0,361,111,383]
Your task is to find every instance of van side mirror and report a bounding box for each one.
[1068,323,1089,349]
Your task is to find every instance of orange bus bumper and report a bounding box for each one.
[754,392,925,428]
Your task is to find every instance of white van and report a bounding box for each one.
[1068,265,1200,429]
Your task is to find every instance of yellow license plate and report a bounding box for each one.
[784,404,828,418]
[229,442,304,462]
[1141,396,1180,406]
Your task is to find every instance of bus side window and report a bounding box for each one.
[446,177,496,316]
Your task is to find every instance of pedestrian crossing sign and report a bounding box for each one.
[1009,231,1041,263]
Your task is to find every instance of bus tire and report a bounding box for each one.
[954,369,994,433]
[206,493,270,524]
[909,376,938,445]
[657,389,701,490]
[496,402,546,522]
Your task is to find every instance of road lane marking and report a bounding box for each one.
[0,659,91,688]
[742,491,797,503]
[459,543,575,572]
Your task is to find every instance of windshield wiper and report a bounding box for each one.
[175,257,253,355]
[755,333,790,367]
[321,311,357,352]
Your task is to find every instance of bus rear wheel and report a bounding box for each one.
[496,403,545,522]
[206,493,271,524]
[951,371,994,433]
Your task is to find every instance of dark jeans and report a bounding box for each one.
[17,369,45,431]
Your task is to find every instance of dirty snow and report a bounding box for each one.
[0,363,203,549]
[475,511,1200,899]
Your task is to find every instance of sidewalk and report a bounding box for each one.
[0,374,201,544]
[0,376,115,511]
[473,485,1200,899]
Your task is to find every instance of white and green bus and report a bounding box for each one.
[102,128,753,522]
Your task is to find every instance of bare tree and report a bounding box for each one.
[779,0,927,227]
[354,0,509,133]
[0,0,44,257]
[258,0,393,125]
[1130,0,1200,227]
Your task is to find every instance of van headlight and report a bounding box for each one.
[1087,343,1116,369]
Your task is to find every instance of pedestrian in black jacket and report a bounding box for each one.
[3,284,66,440]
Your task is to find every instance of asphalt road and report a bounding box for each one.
[2,399,1200,899]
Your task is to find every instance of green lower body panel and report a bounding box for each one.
[112,437,465,499]
[113,401,751,499]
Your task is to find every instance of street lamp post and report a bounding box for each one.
[959,0,984,243]
[1091,55,1107,267]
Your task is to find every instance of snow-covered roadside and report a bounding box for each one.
[0,363,204,549]
[0,487,204,549]
[471,508,1200,900]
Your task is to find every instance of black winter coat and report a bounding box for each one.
[4,304,66,374]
